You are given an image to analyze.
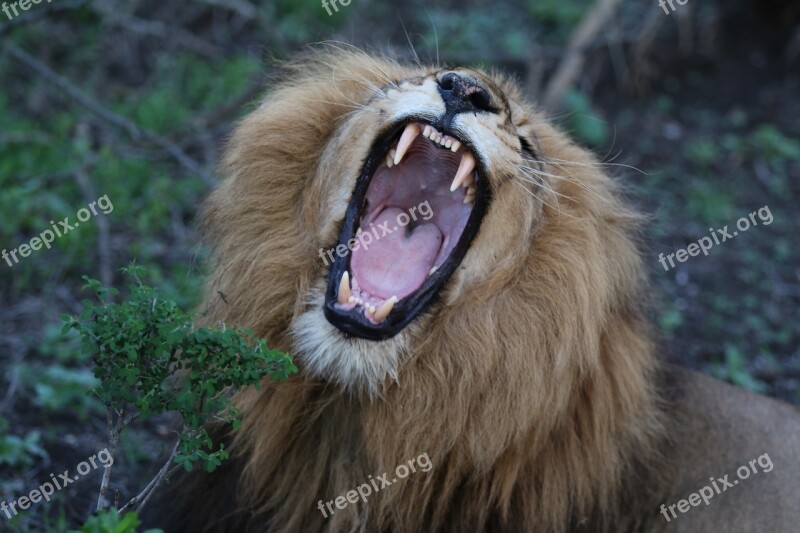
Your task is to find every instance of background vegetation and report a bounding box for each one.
[1,0,798,530]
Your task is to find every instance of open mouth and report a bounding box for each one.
[324,120,489,340]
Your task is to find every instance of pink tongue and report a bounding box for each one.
[351,207,442,299]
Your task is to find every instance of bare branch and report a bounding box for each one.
[2,42,218,188]
[542,0,624,112]
[118,439,181,514]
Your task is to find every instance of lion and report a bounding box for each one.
[145,48,800,532]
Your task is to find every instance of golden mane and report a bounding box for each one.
[196,48,666,531]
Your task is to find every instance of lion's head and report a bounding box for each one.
[199,47,664,531]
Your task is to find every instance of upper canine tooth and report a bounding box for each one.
[450,151,476,192]
[373,296,398,322]
[395,123,421,165]
[338,271,352,305]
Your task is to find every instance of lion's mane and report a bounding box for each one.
[196,49,666,532]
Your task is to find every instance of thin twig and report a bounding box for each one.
[542,0,624,112]
[96,405,125,512]
[2,42,217,188]
[91,1,222,59]
[118,439,181,514]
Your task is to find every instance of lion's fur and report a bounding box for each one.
[151,49,800,532]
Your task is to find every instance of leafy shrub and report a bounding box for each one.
[63,264,297,520]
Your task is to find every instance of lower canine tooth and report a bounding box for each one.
[338,272,352,305]
[450,151,477,192]
[373,296,397,322]
[387,149,396,168]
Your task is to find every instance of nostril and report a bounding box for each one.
[469,89,492,111]
[439,73,457,91]
[438,72,494,113]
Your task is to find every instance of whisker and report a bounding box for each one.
[401,21,423,69]
[315,41,400,90]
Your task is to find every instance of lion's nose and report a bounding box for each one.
[437,72,493,114]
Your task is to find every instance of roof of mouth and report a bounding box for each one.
[334,122,478,325]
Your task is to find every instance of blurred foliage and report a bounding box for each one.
[70,508,161,533]
[712,345,769,394]
[0,417,48,468]
[526,0,586,36]
[25,365,102,420]
[560,89,611,148]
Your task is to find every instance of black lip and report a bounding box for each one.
[323,118,490,341]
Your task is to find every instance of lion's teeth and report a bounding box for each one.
[462,173,474,188]
[445,139,453,148]
[450,140,461,152]
[450,151,476,192]
[464,185,476,202]
[395,123,421,165]
[356,227,362,237]
[423,125,432,138]
[386,149,396,168]
[338,271,351,305]
[373,296,397,322]
[428,266,438,277]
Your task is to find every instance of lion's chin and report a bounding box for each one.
[292,291,408,394]
[323,121,489,341]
